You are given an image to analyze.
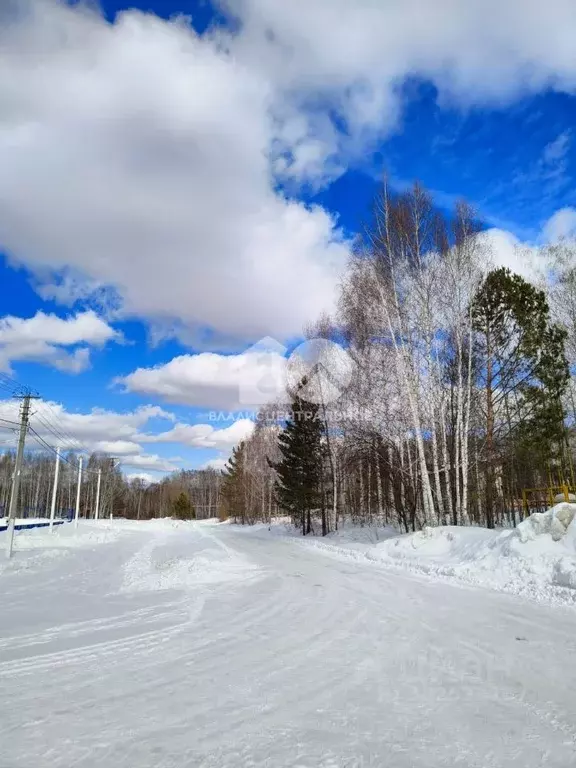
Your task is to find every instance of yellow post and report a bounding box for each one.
[562,484,570,503]
[522,489,528,519]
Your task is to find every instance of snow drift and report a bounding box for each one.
[363,503,576,601]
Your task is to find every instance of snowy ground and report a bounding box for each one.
[267,504,576,606]
[2,519,576,767]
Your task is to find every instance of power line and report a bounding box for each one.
[0,372,20,391]
[0,418,21,427]
[27,427,110,477]
[0,372,39,400]
[27,427,62,458]
[32,403,84,452]
[1,375,123,480]
[27,428,79,467]
[32,411,82,452]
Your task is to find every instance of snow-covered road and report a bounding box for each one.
[2,521,576,767]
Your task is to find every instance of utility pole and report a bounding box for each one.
[94,468,102,520]
[6,394,32,558]
[49,447,61,533]
[74,456,83,528]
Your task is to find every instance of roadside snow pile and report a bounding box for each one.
[8,521,124,551]
[0,521,126,575]
[365,503,576,601]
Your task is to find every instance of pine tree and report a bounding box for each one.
[472,267,569,526]
[270,382,324,536]
[221,441,247,523]
[172,491,195,520]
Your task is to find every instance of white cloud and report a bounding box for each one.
[542,208,576,243]
[200,457,229,472]
[125,472,155,485]
[465,205,576,287]
[0,310,119,373]
[143,419,255,450]
[480,229,545,282]
[0,396,250,474]
[121,453,180,473]
[90,440,143,456]
[3,1,576,346]
[118,349,287,409]
[542,131,571,166]
[227,0,576,111]
[0,310,116,347]
[29,402,174,448]
[0,399,179,472]
[0,1,348,343]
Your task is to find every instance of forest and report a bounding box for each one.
[220,182,576,534]
[0,449,221,523]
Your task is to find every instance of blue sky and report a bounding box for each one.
[1,0,576,479]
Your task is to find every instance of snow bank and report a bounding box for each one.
[8,520,124,550]
[362,503,576,602]
[0,521,126,575]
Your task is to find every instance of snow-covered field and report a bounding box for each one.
[2,516,576,767]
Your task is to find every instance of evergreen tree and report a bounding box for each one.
[172,491,195,520]
[221,441,247,523]
[270,381,324,536]
[472,267,569,526]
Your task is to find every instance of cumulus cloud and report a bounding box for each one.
[0,310,119,373]
[542,208,576,243]
[28,403,174,448]
[480,203,576,282]
[125,472,156,485]
[0,396,254,474]
[479,229,548,282]
[0,398,180,473]
[142,419,255,450]
[118,348,287,409]
[477,204,576,287]
[3,1,576,346]
[0,0,348,343]
[200,457,229,472]
[121,453,181,473]
[227,0,576,110]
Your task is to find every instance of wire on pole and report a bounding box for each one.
[6,394,35,558]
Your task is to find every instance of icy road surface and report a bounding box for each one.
[1,521,576,767]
